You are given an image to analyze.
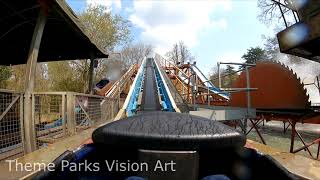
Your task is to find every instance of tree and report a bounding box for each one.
[223,65,238,88]
[34,63,50,92]
[257,0,297,28]
[242,47,267,64]
[208,65,220,87]
[208,65,238,88]
[47,61,83,92]
[121,42,153,69]
[166,41,194,65]
[6,65,25,91]
[44,5,132,93]
[0,66,12,88]
[262,35,303,64]
[5,64,48,91]
[4,5,132,93]
[79,5,131,51]
[70,5,132,92]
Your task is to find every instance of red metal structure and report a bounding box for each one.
[230,62,310,109]
[230,61,320,160]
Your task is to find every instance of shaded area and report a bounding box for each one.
[0,0,107,65]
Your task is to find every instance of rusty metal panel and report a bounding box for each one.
[230,62,310,109]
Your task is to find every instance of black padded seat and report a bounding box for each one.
[92,112,246,151]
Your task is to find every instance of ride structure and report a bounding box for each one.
[115,58,180,119]
[30,52,320,179]
[155,54,229,106]
[95,51,320,160]
[1,0,320,179]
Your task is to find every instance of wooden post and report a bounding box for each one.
[19,94,25,153]
[23,10,47,153]
[88,56,96,94]
[61,94,66,137]
[66,93,76,135]
[111,99,114,119]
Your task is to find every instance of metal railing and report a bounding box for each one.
[155,54,191,103]
[271,0,300,28]
[105,64,137,98]
[0,91,119,161]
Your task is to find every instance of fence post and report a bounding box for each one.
[66,93,76,135]
[111,99,114,119]
[118,85,121,109]
[61,94,66,137]
[23,11,47,153]
[19,94,25,154]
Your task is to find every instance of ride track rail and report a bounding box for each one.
[115,58,179,119]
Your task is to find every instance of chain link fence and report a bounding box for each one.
[0,90,23,161]
[75,95,103,131]
[0,91,119,161]
[34,93,65,148]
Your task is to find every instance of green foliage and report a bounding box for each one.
[223,65,238,88]
[79,5,131,51]
[6,65,25,91]
[209,65,238,88]
[43,5,132,93]
[47,61,84,92]
[209,66,220,87]
[242,47,267,64]
[4,5,132,93]
[0,66,12,88]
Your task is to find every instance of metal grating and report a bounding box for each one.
[1,91,119,160]
[34,94,65,148]
[102,98,119,122]
[0,90,23,161]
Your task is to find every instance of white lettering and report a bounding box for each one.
[5,160,15,171]
[154,160,164,171]
[105,160,115,171]
[61,160,70,171]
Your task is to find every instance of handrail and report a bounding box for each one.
[105,64,137,98]
[114,58,146,120]
[155,54,229,102]
[191,64,230,100]
[155,54,190,80]
[154,58,181,113]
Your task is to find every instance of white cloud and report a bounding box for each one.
[86,0,121,12]
[129,0,232,54]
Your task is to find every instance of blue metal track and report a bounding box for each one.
[154,60,175,112]
[126,60,145,117]
[125,58,175,117]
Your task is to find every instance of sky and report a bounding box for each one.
[66,0,274,75]
[65,0,319,103]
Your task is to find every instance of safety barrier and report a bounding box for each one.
[0,89,23,161]
[0,91,118,161]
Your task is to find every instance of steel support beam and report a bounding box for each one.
[23,10,47,153]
